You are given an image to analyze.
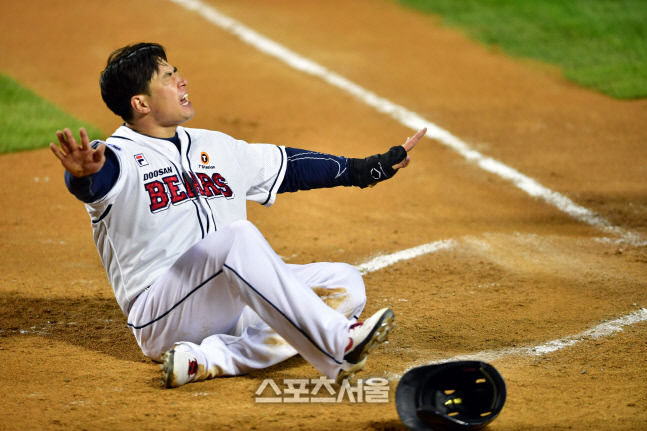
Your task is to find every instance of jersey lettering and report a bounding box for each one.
[144,180,170,212]
[196,173,222,197]
[144,170,235,213]
[163,175,188,204]
[143,167,173,180]
[182,172,199,198]
[213,173,234,198]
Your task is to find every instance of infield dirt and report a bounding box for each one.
[1,1,646,430]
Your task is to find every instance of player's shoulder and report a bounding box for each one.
[104,125,144,152]
[179,126,251,151]
[180,126,239,142]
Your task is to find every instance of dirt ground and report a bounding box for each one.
[1,0,646,430]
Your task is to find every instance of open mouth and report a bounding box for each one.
[180,93,190,106]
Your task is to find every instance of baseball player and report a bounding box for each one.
[50,43,426,388]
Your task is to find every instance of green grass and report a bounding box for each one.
[395,0,647,99]
[0,73,103,154]
[1,2,644,156]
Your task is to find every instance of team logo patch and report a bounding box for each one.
[134,153,149,167]
[188,358,198,377]
[200,152,209,164]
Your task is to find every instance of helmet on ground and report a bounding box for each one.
[395,361,506,431]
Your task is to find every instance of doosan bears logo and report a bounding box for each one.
[143,167,234,213]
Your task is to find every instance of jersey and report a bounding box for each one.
[84,125,287,314]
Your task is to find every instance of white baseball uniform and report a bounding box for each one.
[83,125,366,380]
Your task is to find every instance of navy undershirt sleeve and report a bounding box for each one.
[278,147,353,193]
[65,145,120,203]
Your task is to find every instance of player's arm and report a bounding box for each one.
[278,128,426,192]
[50,128,120,203]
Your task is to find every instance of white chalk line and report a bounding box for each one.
[169,0,647,374]
[355,239,457,275]
[390,307,647,379]
[352,239,647,379]
[169,0,643,245]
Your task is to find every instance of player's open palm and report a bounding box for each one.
[50,127,106,177]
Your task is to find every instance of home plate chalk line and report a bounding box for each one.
[357,239,647,377]
[168,0,647,366]
[355,239,457,275]
[389,307,647,379]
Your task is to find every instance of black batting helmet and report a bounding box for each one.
[395,361,506,431]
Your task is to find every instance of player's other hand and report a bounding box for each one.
[50,127,106,177]
[392,127,426,170]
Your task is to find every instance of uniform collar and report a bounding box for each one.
[113,125,187,153]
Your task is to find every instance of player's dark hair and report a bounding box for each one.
[99,42,167,122]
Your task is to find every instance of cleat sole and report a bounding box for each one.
[161,350,175,388]
[336,309,395,384]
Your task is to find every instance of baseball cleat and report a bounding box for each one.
[161,345,199,388]
[336,308,395,384]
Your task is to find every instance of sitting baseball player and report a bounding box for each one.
[50,43,426,388]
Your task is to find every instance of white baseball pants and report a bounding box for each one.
[127,220,366,380]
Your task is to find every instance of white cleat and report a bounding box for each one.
[161,346,198,389]
[336,308,395,384]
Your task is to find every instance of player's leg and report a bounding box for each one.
[177,263,367,379]
[174,307,299,380]
[128,220,351,380]
[289,262,367,321]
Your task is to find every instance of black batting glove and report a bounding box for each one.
[348,146,408,188]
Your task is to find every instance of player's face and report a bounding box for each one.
[145,60,195,130]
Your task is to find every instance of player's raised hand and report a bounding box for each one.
[50,127,106,177]
[350,127,427,188]
[392,127,426,170]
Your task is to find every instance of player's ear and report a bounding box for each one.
[131,94,150,115]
